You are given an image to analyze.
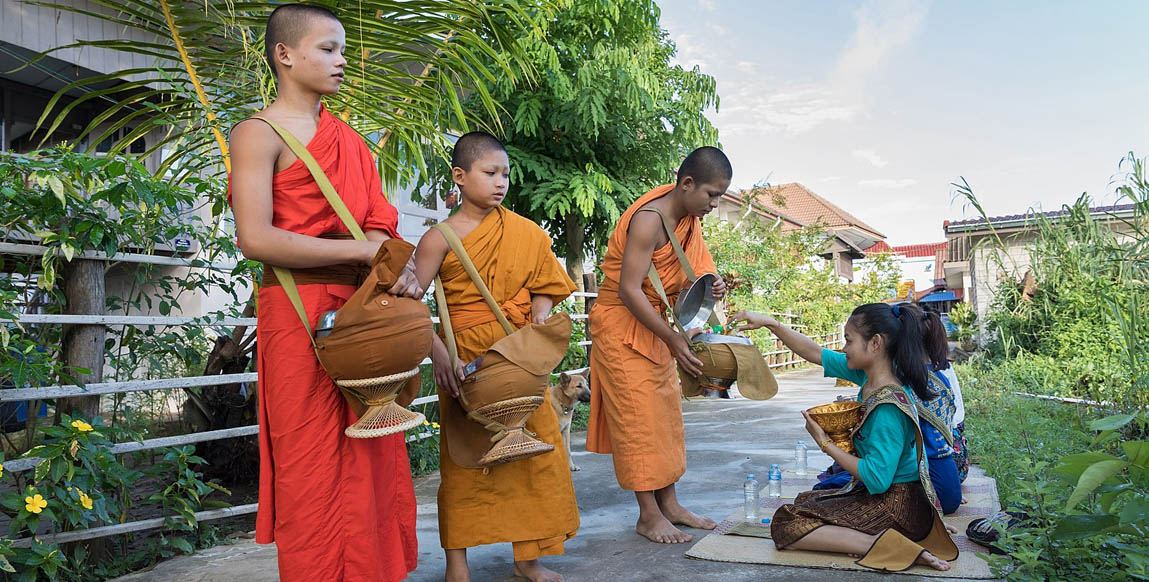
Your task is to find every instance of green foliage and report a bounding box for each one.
[461,0,719,270]
[959,363,1147,580]
[0,416,228,581]
[702,215,901,339]
[33,0,549,188]
[948,301,976,344]
[955,154,1149,407]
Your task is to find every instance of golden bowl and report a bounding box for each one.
[806,401,863,454]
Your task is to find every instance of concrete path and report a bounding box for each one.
[111,369,974,581]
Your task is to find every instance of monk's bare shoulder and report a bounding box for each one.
[625,209,666,249]
[228,118,279,154]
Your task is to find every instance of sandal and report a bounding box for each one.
[965,510,1029,554]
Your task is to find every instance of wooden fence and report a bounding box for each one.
[0,249,842,547]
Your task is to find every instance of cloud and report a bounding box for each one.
[819,176,845,183]
[697,0,718,11]
[858,178,918,189]
[832,0,929,91]
[852,148,889,168]
[715,82,859,136]
[668,0,928,137]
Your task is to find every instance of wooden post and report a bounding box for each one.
[582,273,598,366]
[60,259,105,421]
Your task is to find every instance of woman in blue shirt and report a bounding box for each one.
[732,303,958,572]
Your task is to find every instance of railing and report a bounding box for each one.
[1,247,840,546]
[947,235,971,263]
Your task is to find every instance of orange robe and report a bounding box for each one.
[586,184,717,491]
[436,206,580,559]
[230,105,417,582]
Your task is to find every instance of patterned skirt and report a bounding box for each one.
[953,422,970,482]
[771,481,936,548]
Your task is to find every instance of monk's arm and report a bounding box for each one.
[619,212,704,376]
[229,120,380,268]
[731,311,822,366]
[411,229,449,297]
[412,230,463,396]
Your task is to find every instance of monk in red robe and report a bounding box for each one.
[228,5,420,581]
[586,147,732,544]
[413,132,578,582]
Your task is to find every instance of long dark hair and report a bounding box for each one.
[849,303,936,401]
[918,308,950,371]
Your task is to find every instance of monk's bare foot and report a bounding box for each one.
[946,524,959,534]
[512,560,563,582]
[916,550,950,571]
[444,549,470,582]
[659,502,717,530]
[636,514,693,544]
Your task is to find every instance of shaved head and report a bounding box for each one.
[451,131,506,170]
[265,4,341,77]
[677,146,732,186]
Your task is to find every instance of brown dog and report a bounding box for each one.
[548,372,591,471]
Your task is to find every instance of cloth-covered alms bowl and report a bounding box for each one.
[806,401,864,454]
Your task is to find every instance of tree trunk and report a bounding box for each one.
[564,213,586,291]
[60,259,105,421]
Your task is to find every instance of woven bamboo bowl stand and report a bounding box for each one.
[806,400,863,454]
[337,367,425,438]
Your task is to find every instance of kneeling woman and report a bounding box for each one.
[731,304,958,572]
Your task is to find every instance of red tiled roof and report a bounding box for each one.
[864,241,947,258]
[747,183,886,239]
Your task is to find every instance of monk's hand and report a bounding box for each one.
[729,310,777,332]
[530,309,548,326]
[431,339,463,398]
[387,257,424,298]
[668,334,704,377]
[802,410,829,444]
[711,276,727,300]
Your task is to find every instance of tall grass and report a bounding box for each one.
[952,153,1149,408]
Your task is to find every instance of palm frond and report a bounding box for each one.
[34,0,554,189]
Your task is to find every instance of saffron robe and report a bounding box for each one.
[436,206,580,560]
[586,184,717,491]
[230,105,418,582]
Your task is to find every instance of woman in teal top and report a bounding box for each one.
[732,303,958,572]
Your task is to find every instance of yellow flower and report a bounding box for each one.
[24,494,47,514]
[71,420,93,433]
[431,422,440,430]
[423,420,431,426]
[0,463,4,479]
[78,491,93,510]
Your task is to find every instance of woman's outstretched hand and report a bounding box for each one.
[728,310,779,332]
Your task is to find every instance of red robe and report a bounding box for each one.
[229,105,418,581]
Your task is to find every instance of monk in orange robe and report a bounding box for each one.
[228,6,420,581]
[414,132,578,582]
[586,147,733,544]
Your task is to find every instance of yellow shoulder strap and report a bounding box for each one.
[432,222,515,336]
[248,115,368,343]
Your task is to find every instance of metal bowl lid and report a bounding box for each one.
[674,273,717,331]
[692,333,753,345]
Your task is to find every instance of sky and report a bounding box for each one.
[658,0,1149,244]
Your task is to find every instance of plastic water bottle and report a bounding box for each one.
[795,440,808,476]
[743,474,759,520]
[767,464,783,497]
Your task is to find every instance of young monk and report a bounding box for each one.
[412,132,578,582]
[228,5,419,581]
[731,305,959,572]
[585,147,730,544]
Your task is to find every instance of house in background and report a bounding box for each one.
[864,241,961,309]
[943,203,1137,327]
[717,183,887,282]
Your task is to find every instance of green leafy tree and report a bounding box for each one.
[465,0,720,284]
